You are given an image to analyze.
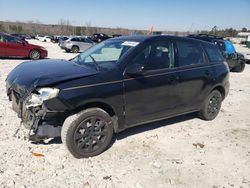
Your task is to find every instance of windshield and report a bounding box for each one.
[71,40,138,70]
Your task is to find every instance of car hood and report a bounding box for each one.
[26,42,45,50]
[6,59,98,98]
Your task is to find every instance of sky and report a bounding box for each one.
[0,0,250,32]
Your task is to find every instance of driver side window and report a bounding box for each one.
[131,41,174,70]
[4,36,20,43]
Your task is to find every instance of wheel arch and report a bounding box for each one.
[211,85,226,100]
[72,45,79,49]
[70,100,119,132]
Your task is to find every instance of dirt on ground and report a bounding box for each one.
[0,40,250,188]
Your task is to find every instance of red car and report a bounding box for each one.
[0,32,47,60]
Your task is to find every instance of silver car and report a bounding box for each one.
[61,37,95,53]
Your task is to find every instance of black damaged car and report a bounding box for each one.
[6,35,230,158]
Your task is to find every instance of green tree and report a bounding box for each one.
[75,26,82,35]
[17,25,23,34]
[241,27,247,32]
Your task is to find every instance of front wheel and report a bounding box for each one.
[71,46,79,53]
[29,50,41,60]
[198,90,222,121]
[61,108,114,158]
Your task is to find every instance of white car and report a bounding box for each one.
[38,36,51,42]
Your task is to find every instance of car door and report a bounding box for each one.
[173,39,214,112]
[123,39,181,126]
[3,35,27,57]
[79,38,93,52]
[0,34,8,56]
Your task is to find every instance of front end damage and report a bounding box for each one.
[8,87,65,142]
[5,59,98,142]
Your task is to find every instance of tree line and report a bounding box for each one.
[0,20,248,37]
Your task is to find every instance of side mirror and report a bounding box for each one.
[126,64,144,75]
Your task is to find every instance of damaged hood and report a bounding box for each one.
[6,59,98,97]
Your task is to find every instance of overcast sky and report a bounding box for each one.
[0,0,250,31]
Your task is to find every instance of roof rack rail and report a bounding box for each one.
[189,34,223,40]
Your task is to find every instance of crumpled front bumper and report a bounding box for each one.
[8,89,64,140]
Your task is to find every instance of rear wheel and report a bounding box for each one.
[29,50,40,60]
[71,46,79,53]
[61,108,114,158]
[198,90,222,121]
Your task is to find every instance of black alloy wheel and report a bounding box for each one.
[198,90,222,120]
[61,108,114,158]
[73,116,110,153]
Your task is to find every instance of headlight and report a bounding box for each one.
[26,88,59,108]
[37,88,60,101]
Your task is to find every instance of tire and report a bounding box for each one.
[232,61,245,72]
[198,90,222,121]
[65,49,71,53]
[29,50,41,60]
[61,108,114,158]
[71,46,79,53]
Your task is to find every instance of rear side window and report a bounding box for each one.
[176,41,204,67]
[3,35,19,43]
[204,45,224,62]
[71,38,79,42]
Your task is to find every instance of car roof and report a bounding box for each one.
[0,32,22,39]
[109,35,216,47]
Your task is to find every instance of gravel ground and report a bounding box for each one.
[0,40,250,188]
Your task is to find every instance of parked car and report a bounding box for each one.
[0,32,47,59]
[58,36,69,47]
[51,35,61,43]
[35,34,44,40]
[6,35,229,158]
[189,34,245,72]
[247,36,250,48]
[38,36,51,42]
[11,33,26,41]
[242,53,250,64]
[112,34,122,38]
[91,33,111,43]
[60,37,95,53]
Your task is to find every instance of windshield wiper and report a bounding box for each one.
[89,55,100,71]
